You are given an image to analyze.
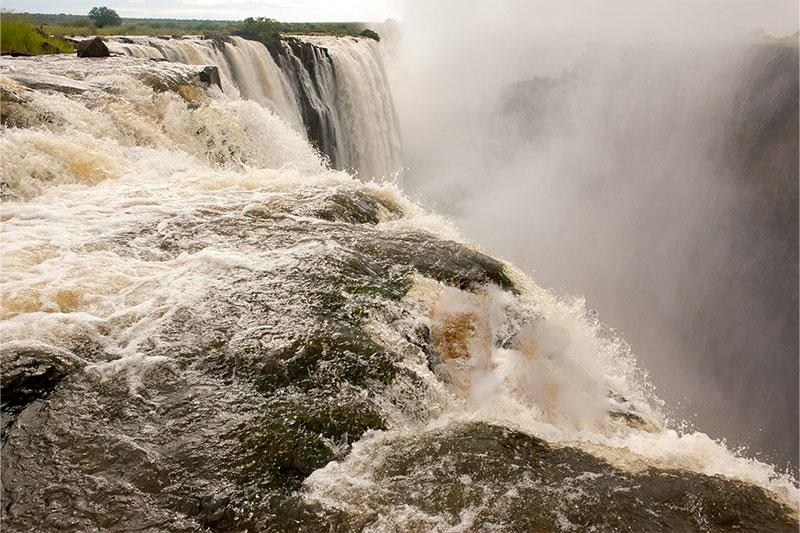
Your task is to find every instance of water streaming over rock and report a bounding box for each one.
[0,49,797,532]
[107,35,403,181]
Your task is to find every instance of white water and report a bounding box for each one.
[1,53,797,519]
[107,35,404,181]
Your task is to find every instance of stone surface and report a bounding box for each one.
[76,37,110,58]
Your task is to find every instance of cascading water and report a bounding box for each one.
[107,35,404,182]
[267,37,349,170]
[107,36,304,131]
[298,35,404,181]
[0,48,797,532]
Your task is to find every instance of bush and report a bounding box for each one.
[359,29,380,41]
[88,6,121,28]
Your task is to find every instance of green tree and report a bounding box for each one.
[236,17,281,45]
[359,29,380,41]
[88,6,121,28]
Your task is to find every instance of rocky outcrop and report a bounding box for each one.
[76,37,110,58]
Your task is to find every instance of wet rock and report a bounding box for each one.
[309,423,799,532]
[76,37,110,58]
[305,189,402,225]
[1,348,79,411]
[177,83,208,105]
[1,347,81,438]
[197,65,221,89]
[350,230,517,292]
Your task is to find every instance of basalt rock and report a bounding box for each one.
[197,65,221,89]
[76,37,110,58]
[1,347,82,438]
[304,423,799,532]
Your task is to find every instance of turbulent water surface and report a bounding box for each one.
[0,41,798,532]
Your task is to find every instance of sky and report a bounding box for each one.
[1,0,403,21]
[3,0,797,34]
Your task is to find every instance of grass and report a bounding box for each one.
[1,18,75,54]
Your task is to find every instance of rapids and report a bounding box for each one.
[0,43,797,532]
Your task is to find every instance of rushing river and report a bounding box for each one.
[0,41,797,532]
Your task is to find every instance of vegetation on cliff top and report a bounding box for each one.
[0,17,75,55]
[3,11,379,44]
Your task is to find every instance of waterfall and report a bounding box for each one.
[266,37,348,170]
[303,36,403,182]
[1,45,797,532]
[270,36,405,181]
[107,35,404,181]
[107,36,304,131]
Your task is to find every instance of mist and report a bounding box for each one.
[386,0,799,470]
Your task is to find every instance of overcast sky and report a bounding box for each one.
[1,0,403,21]
[2,0,797,29]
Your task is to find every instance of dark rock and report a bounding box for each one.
[1,347,81,438]
[1,348,80,410]
[303,189,402,225]
[9,50,33,57]
[76,37,110,58]
[197,65,221,89]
